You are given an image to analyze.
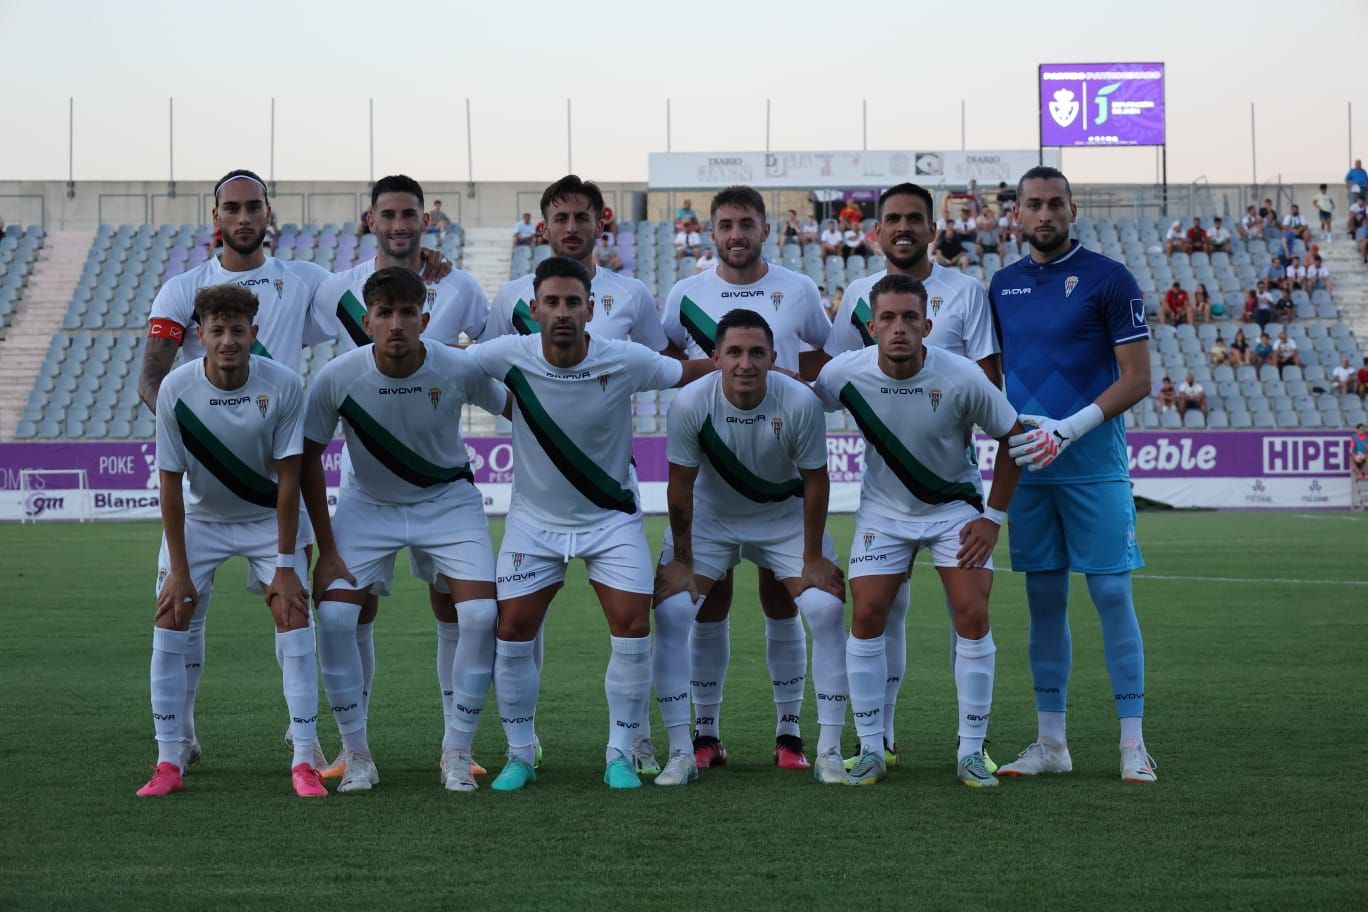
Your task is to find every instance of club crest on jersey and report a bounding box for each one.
[1064,276,1079,298]
[929,389,942,412]
[771,415,783,439]
[512,552,524,571]
[600,294,613,315]
[862,532,874,552]
[771,291,783,310]
[429,387,441,410]
[426,287,437,308]
[930,295,943,316]
[256,394,269,417]
[272,278,284,299]
[598,372,612,391]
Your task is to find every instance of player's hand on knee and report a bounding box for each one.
[269,568,308,617]
[800,556,845,599]
[155,570,198,627]
[956,518,1000,568]
[311,549,356,600]
[654,559,698,603]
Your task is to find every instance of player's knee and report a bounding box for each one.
[154,611,192,632]
[796,589,845,634]
[358,593,380,624]
[317,599,361,634]
[850,603,889,639]
[612,614,651,639]
[430,585,457,623]
[695,586,733,622]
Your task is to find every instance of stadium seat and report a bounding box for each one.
[1182,410,1206,428]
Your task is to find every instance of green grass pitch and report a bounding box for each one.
[1,511,1364,909]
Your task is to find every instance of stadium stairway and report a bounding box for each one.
[1320,238,1368,341]
[0,230,93,439]
[461,227,513,300]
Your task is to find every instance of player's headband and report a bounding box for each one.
[214,173,269,203]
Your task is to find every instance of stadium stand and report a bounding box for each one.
[6,207,1367,441]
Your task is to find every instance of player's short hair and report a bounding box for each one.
[715,308,774,349]
[213,169,269,204]
[540,175,604,219]
[194,284,259,323]
[869,273,928,315]
[371,174,425,208]
[533,256,592,297]
[710,186,766,220]
[362,266,426,310]
[1016,165,1072,202]
[877,183,935,220]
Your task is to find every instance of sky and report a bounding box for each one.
[1,0,1364,187]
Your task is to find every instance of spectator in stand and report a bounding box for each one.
[1253,281,1281,328]
[512,212,538,247]
[1238,204,1259,240]
[820,220,844,261]
[0,211,7,241]
[1285,257,1308,293]
[965,179,984,215]
[842,221,867,260]
[1348,194,1367,241]
[832,285,845,310]
[355,210,372,237]
[995,181,1017,210]
[1352,424,1367,478]
[1274,330,1300,375]
[818,284,834,320]
[801,214,819,245]
[1358,358,1368,402]
[1242,288,1260,324]
[1312,184,1336,241]
[1272,287,1295,325]
[1260,209,1281,242]
[594,232,617,265]
[263,216,279,252]
[932,221,969,269]
[1209,331,1229,366]
[1282,204,1310,243]
[1160,281,1191,325]
[1264,254,1288,292]
[1333,356,1357,395]
[1193,283,1214,322]
[1229,328,1251,366]
[838,199,863,227]
[998,207,1021,246]
[1308,254,1333,291]
[674,219,702,258]
[1155,376,1178,413]
[782,209,801,247]
[1163,220,1185,255]
[694,247,717,273]
[1178,371,1208,420]
[675,198,698,226]
[427,200,452,239]
[975,208,999,258]
[1185,217,1210,254]
[1253,332,1274,369]
[1208,217,1231,253]
[862,221,882,257]
[1346,159,1368,198]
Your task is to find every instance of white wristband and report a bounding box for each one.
[1063,403,1105,440]
[276,553,297,569]
[981,506,1007,526]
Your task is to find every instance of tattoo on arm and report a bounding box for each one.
[138,338,179,413]
[668,503,692,562]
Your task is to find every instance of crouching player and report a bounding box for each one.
[813,274,1025,787]
[653,308,848,786]
[301,267,510,794]
[138,284,322,798]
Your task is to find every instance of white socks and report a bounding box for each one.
[317,600,368,754]
[1038,711,1067,746]
[765,615,806,738]
[846,634,887,754]
[436,619,460,751]
[1120,716,1144,745]
[182,589,209,745]
[447,599,498,753]
[653,592,698,755]
[356,622,375,719]
[277,626,320,767]
[494,638,538,764]
[883,580,910,747]
[605,635,652,761]
[954,631,996,760]
[690,618,728,739]
[150,627,190,766]
[796,588,847,754]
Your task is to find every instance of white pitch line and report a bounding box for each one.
[1134,573,1368,587]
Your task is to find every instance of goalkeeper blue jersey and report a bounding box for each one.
[989,242,1149,485]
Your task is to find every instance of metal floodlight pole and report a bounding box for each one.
[368,98,375,185]
[67,97,75,198]
[961,99,966,151]
[465,98,475,196]
[862,99,867,151]
[1250,102,1257,192]
[765,98,771,152]
[168,97,175,198]
[1349,101,1354,167]
[666,98,672,153]
[567,98,573,173]
[269,98,276,193]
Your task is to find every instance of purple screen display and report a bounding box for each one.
[1039,63,1165,147]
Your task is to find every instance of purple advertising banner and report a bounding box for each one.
[1039,62,1165,147]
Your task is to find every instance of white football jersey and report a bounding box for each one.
[315,257,491,351]
[666,372,827,524]
[148,257,334,373]
[824,264,999,360]
[662,264,831,371]
[304,341,506,507]
[813,345,1016,523]
[483,267,668,350]
[155,355,305,524]
[471,334,683,532]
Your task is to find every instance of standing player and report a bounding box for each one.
[315,174,491,779]
[989,166,1156,783]
[137,285,323,798]
[137,169,334,772]
[482,174,677,774]
[661,186,832,770]
[822,182,1001,770]
[470,257,714,791]
[653,308,848,786]
[813,274,1024,787]
[300,267,509,793]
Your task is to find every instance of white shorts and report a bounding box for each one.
[659,515,836,582]
[847,507,991,578]
[330,492,494,596]
[156,515,308,598]
[496,509,653,599]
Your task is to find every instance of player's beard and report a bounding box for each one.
[222,226,266,257]
[720,243,761,271]
[378,234,420,265]
[1024,224,1070,257]
[884,237,928,273]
